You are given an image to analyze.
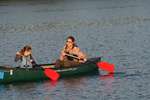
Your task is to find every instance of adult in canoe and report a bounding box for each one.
[15,45,37,68]
[56,36,87,67]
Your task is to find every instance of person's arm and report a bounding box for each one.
[75,47,87,62]
[30,55,37,65]
[60,48,66,61]
[14,52,22,62]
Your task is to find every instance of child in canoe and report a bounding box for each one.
[56,36,87,67]
[15,45,37,68]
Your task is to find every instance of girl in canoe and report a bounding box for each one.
[56,36,87,67]
[15,45,36,68]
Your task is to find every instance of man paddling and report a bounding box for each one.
[56,36,87,67]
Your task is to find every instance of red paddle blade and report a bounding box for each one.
[44,68,60,81]
[97,61,115,73]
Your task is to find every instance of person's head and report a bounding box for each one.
[20,45,32,56]
[65,36,76,48]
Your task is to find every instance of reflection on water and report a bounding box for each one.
[0,16,149,34]
[100,73,114,80]
[62,77,87,89]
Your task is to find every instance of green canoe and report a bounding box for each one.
[0,57,101,84]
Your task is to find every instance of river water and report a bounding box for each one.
[0,0,150,100]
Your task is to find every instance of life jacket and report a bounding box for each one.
[21,55,32,68]
[15,54,36,68]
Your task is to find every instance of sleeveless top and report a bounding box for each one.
[20,56,32,68]
[64,45,78,61]
[15,54,35,68]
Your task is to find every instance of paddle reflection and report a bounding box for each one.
[99,72,126,80]
[41,80,58,90]
[99,73,114,94]
[63,77,86,89]
[99,73,114,80]
[49,80,58,86]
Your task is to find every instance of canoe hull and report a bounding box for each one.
[0,57,101,84]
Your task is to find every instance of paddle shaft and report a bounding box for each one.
[65,53,84,60]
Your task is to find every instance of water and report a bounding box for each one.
[0,0,150,100]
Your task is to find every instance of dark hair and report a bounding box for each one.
[65,36,78,49]
[67,36,75,42]
[15,45,34,62]
[20,45,32,55]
